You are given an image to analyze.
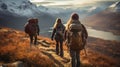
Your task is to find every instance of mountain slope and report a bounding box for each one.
[0,27,55,67]
[83,1,120,35]
[0,27,120,67]
[0,0,39,17]
[109,1,120,12]
[0,0,55,34]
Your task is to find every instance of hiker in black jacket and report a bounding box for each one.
[51,18,65,57]
[24,18,40,46]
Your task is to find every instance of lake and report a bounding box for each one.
[44,27,120,41]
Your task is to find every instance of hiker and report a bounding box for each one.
[24,18,40,46]
[51,18,65,57]
[64,13,88,67]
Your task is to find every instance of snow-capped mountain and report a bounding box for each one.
[109,1,120,12]
[82,1,120,35]
[0,0,41,17]
[0,0,55,36]
[37,1,114,23]
[0,0,119,36]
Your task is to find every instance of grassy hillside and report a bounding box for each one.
[83,9,120,35]
[0,27,120,67]
[0,27,55,67]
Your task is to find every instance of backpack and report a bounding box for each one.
[67,22,84,50]
[56,25,64,36]
[24,22,37,35]
[69,22,82,32]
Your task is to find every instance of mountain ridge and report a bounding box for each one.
[82,1,120,35]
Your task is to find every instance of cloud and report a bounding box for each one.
[30,0,119,7]
[30,0,45,2]
[88,6,97,12]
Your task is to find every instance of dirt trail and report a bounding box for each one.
[0,28,91,67]
[33,39,92,67]
[35,40,71,67]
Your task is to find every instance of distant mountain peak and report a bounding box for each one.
[108,1,120,12]
[0,0,39,17]
[110,1,120,8]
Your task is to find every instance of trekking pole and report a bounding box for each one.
[84,47,87,56]
[65,40,69,53]
[83,40,87,56]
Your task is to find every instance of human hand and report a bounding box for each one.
[37,32,39,35]
[51,37,53,41]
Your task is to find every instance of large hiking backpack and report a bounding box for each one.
[68,22,84,50]
[24,22,37,34]
[69,21,82,32]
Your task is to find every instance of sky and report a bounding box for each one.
[30,0,119,7]
[30,0,118,2]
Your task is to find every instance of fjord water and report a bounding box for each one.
[47,27,120,41]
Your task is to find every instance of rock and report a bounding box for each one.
[38,40,50,47]
[2,61,24,67]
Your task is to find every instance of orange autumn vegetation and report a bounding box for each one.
[0,28,55,67]
[0,27,120,67]
[84,37,120,67]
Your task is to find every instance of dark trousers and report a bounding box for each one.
[29,34,37,45]
[55,40,64,57]
[70,50,80,67]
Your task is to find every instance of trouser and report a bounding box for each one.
[29,34,37,45]
[70,50,80,67]
[55,40,64,57]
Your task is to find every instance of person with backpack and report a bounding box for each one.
[51,18,65,57]
[65,13,88,67]
[24,18,40,46]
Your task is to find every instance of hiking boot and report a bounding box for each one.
[30,42,33,46]
[60,53,63,57]
[56,51,59,55]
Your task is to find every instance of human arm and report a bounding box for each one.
[81,24,88,39]
[37,25,40,35]
[51,28,56,40]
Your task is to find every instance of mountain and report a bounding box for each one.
[41,1,114,22]
[0,0,55,36]
[109,1,120,12]
[0,0,118,37]
[0,0,38,17]
[82,1,120,35]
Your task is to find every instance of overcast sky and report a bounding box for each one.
[30,0,119,2]
[30,0,119,7]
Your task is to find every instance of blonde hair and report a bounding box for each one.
[66,18,81,31]
[53,18,62,29]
